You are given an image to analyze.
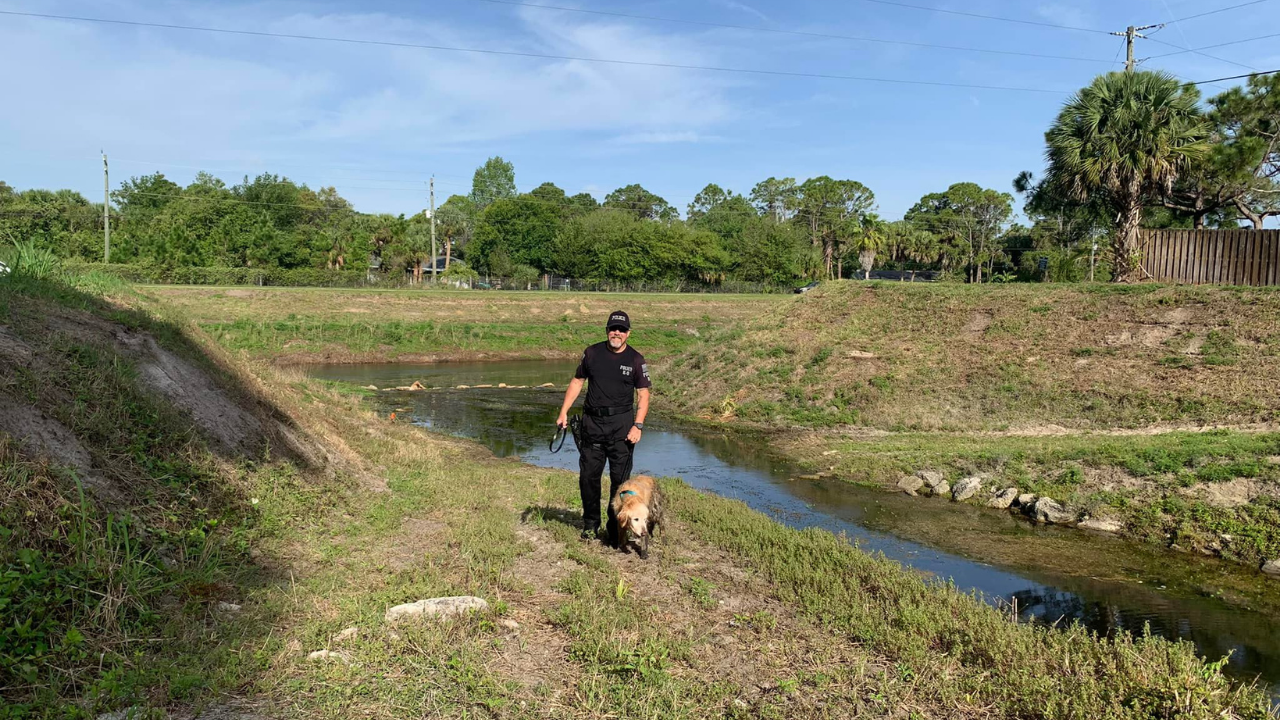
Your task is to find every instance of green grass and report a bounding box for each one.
[0,276,286,718]
[207,317,708,360]
[786,429,1280,565]
[667,480,1270,719]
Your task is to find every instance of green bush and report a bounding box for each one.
[65,263,375,288]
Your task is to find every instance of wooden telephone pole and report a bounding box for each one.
[102,152,111,263]
[1111,24,1161,71]
[430,176,437,277]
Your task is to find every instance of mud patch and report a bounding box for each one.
[47,312,265,456]
[0,325,33,363]
[489,521,578,696]
[1185,478,1278,508]
[963,312,992,335]
[0,394,118,500]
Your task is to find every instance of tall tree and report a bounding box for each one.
[1042,71,1210,282]
[604,184,677,222]
[470,156,517,211]
[796,177,874,278]
[750,177,799,222]
[435,195,476,269]
[851,214,887,280]
[1206,73,1280,229]
[906,183,1013,283]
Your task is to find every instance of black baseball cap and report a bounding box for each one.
[606,311,631,331]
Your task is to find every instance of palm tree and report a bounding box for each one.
[324,227,350,270]
[1043,71,1209,283]
[853,216,886,279]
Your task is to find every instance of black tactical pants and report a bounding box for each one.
[577,413,634,544]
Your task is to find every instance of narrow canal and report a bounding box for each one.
[307,359,1280,694]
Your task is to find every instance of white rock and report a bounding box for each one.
[916,470,945,488]
[986,488,1018,509]
[333,627,359,643]
[1032,497,1074,524]
[216,601,241,613]
[385,596,489,624]
[538,382,555,388]
[952,477,983,502]
[1016,493,1038,507]
[499,619,520,630]
[1079,518,1124,534]
[897,476,925,496]
[1261,559,1280,578]
[307,649,348,662]
[929,481,951,498]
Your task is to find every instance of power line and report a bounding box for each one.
[848,0,1108,34]
[1146,30,1280,59]
[469,0,1117,65]
[1189,68,1280,85]
[1162,0,1275,24]
[0,9,1068,94]
[1143,36,1258,72]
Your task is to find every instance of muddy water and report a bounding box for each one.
[308,359,1280,693]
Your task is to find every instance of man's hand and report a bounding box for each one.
[557,412,569,429]
[626,425,642,444]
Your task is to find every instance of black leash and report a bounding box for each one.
[550,414,583,453]
[549,425,567,453]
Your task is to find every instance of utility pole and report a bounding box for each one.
[1110,24,1161,71]
[429,176,437,278]
[102,151,110,264]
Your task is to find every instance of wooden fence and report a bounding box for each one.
[1139,228,1280,286]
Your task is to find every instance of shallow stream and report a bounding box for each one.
[307,359,1280,694]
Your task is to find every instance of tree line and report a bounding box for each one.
[2,71,1274,285]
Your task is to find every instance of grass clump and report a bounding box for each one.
[668,480,1272,719]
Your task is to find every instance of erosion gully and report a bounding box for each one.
[306,359,1280,695]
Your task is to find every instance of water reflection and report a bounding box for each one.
[306,361,1280,692]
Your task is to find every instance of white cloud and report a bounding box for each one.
[708,0,772,24]
[0,2,735,172]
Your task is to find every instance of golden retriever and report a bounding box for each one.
[610,475,664,559]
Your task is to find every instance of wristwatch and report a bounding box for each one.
[633,423,645,430]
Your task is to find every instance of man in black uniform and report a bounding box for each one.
[556,310,651,545]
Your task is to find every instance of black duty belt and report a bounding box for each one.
[584,404,633,418]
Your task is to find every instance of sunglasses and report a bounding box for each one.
[607,327,630,333]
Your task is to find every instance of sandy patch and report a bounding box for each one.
[1185,478,1278,508]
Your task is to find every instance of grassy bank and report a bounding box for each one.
[2,274,1274,718]
[777,428,1280,567]
[0,273,309,718]
[145,286,783,362]
[663,281,1280,431]
[652,280,1280,570]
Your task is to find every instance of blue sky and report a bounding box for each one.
[1,0,1276,220]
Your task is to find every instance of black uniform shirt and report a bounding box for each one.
[574,341,651,410]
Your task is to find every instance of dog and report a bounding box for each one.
[610,475,664,559]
